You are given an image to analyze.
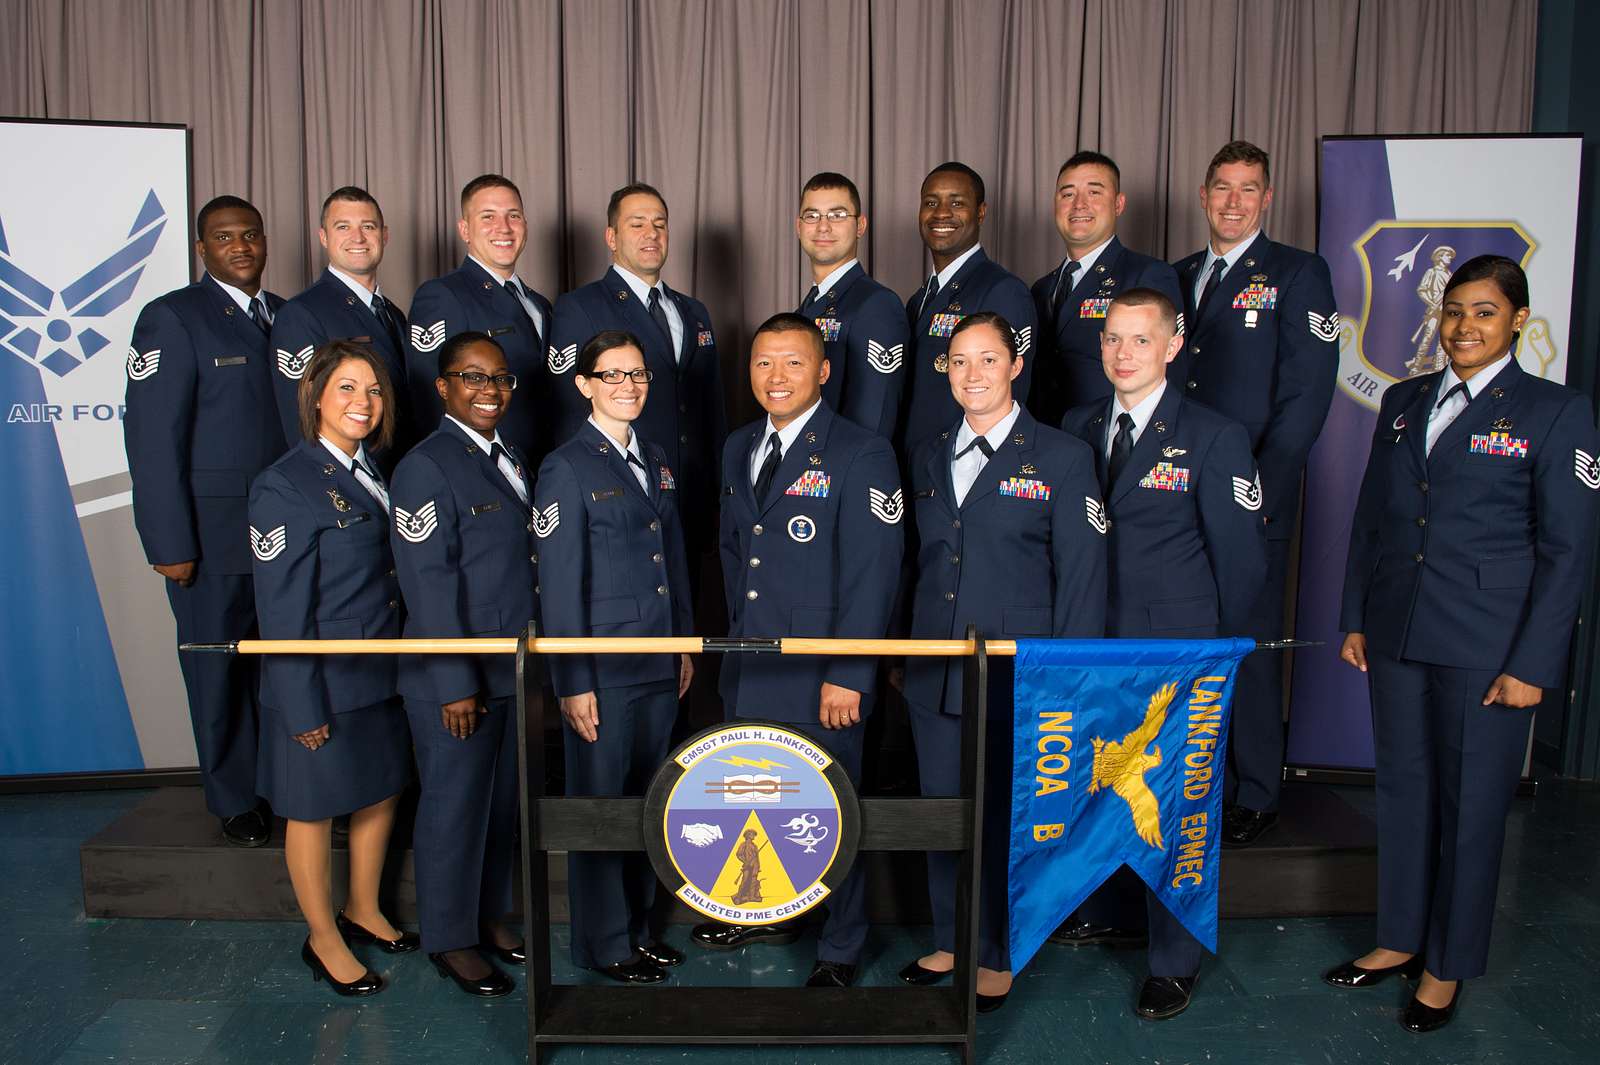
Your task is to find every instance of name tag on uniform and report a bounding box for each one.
[814,317,841,341]
[591,487,623,502]
[1469,432,1528,457]
[914,488,936,499]
[342,335,373,344]
[1232,284,1279,310]
[1139,463,1191,491]
[487,325,515,338]
[335,513,371,528]
[214,356,248,367]
[470,501,503,515]
[1079,297,1111,319]
[999,477,1051,500]
[929,313,963,337]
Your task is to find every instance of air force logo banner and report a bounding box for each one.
[1007,637,1254,972]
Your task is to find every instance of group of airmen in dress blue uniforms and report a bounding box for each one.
[120,138,1597,1031]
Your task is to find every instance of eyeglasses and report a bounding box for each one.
[590,368,654,385]
[442,370,518,390]
[798,208,857,225]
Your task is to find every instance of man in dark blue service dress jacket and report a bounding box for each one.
[1169,141,1337,846]
[547,183,725,560]
[899,162,1037,454]
[389,331,538,998]
[124,195,285,847]
[406,174,554,463]
[691,313,903,989]
[793,171,909,438]
[1059,288,1266,1021]
[1029,151,1183,426]
[269,187,414,467]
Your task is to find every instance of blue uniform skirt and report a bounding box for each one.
[257,697,412,821]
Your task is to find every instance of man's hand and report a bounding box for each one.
[1339,632,1367,673]
[295,723,331,751]
[561,691,600,743]
[154,560,197,587]
[1483,673,1542,709]
[678,655,695,700]
[441,695,486,739]
[819,682,862,730]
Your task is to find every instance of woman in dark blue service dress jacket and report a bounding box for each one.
[899,312,1108,1012]
[390,331,539,998]
[534,330,695,984]
[1334,256,1599,1032]
[249,341,416,997]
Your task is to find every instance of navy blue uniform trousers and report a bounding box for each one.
[1367,650,1528,980]
[406,694,519,954]
[168,572,260,818]
[565,680,678,969]
[1227,537,1291,812]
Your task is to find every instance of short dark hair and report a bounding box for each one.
[460,174,522,213]
[753,312,824,361]
[577,330,646,377]
[801,171,861,214]
[1442,254,1530,312]
[320,185,383,227]
[1108,287,1179,336]
[950,311,1018,361]
[607,183,668,229]
[1204,140,1271,187]
[436,329,502,377]
[1058,150,1122,191]
[195,195,261,241]
[298,340,397,453]
[924,162,985,206]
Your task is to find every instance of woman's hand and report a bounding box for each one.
[1483,673,1542,709]
[295,723,331,751]
[561,692,600,742]
[678,654,695,700]
[1339,633,1368,673]
[441,695,485,739]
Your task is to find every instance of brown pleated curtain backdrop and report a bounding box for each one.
[1,0,1536,421]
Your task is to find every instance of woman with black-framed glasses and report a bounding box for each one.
[533,329,694,984]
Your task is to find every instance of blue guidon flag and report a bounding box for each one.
[1007,638,1254,972]
[645,722,861,926]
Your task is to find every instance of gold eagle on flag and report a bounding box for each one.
[1087,681,1177,849]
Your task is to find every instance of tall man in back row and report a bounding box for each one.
[1169,141,1338,845]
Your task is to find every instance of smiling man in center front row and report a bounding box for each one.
[692,313,903,988]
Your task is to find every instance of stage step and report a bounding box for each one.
[80,783,1375,922]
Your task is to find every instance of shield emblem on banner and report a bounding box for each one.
[1340,222,1535,410]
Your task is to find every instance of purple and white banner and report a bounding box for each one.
[1288,135,1583,770]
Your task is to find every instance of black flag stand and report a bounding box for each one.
[514,623,990,1065]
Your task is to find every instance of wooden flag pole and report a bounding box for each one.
[183,637,1314,657]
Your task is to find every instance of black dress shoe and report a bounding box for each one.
[336,911,420,954]
[976,990,1009,1014]
[221,808,270,848]
[1402,984,1461,1033]
[1048,919,1147,947]
[898,959,953,986]
[1136,975,1196,1020]
[806,960,857,988]
[637,940,685,967]
[1322,954,1424,989]
[1221,807,1278,848]
[486,941,526,965]
[301,937,383,997]
[690,920,802,950]
[592,958,667,984]
[429,951,513,997]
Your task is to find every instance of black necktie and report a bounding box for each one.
[753,432,782,503]
[503,279,535,333]
[1052,259,1082,317]
[799,285,820,315]
[1108,412,1135,487]
[247,297,269,334]
[627,451,655,498]
[648,288,675,360]
[1435,381,1468,410]
[957,436,994,461]
[372,294,403,353]
[1195,258,1226,323]
[919,273,940,317]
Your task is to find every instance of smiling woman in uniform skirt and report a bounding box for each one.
[1333,255,1598,1031]
[249,340,417,997]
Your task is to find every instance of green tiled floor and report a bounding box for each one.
[1,783,1596,1064]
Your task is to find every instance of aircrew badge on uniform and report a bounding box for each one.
[326,489,351,512]
[1140,463,1191,492]
[1470,432,1528,457]
[1161,446,1187,458]
[999,477,1051,501]
[1492,417,1514,431]
[815,318,842,342]
[276,345,314,380]
[644,722,860,926]
[1079,297,1112,319]
[658,463,677,491]
[1020,463,1037,475]
[929,312,963,338]
[784,470,830,498]
[1232,283,1279,310]
[125,346,160,380]
[394,501,439,543]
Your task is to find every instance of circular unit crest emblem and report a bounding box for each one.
[644,721,860,925]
